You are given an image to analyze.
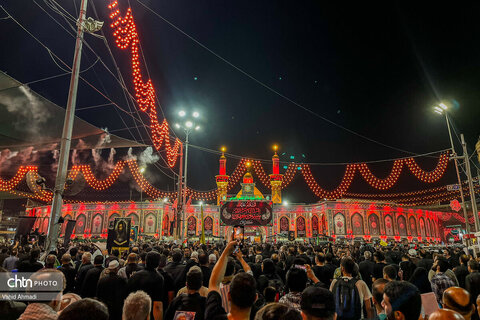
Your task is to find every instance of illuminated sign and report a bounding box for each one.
[220,201,273,226]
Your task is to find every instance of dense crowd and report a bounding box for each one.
[1,238,480,320]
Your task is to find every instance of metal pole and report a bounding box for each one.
[445,113,470,237]
[45,0,88,253]
[461,134,480,233]
[181,131,190,240]
[175,146,183,239]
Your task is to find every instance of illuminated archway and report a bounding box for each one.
[351,213,364,235]
[334,213,346,235]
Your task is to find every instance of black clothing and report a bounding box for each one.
[257,272,284,294]
[416,258,434,271]
[204,291,227,320]
[58,263,77,293]
[0,253,8,267]
[81,265,104,298]
[399,260,416,282]
[158,268,175,313]
[128,269,165,319]
[454,265,469,289]
[164,261,186,293]
[75,262,93,293]
[465,271,480,304]
[372,262,387,280]
[125,263,143,279]
[165,292,206,320]
[298,253,312,265]
[200,265,212,287]
[16,260,43,273]
[97,272,127,320]
[358,260,375,289]
[323,263,336,285]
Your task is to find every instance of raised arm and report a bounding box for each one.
[235,250,251,273]
[209,240,237,293]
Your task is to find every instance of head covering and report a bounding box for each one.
[408,249,417,256]
[301,286,335,318]
[108,260,119,270]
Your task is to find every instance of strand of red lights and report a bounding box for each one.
[301,164,356,199]
[357,160,403,190]
[281,163,297,189]
[107,1,181,167]
[404,153,449,183]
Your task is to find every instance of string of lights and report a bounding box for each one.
[107,1,181,167]
[1,151,454,203]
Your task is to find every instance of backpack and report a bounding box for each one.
[332,277,362,320]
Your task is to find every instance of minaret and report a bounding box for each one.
[270,145,283,204]
[216,147,229,205]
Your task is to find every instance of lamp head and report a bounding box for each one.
[178,110,186,117]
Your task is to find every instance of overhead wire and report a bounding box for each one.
[188,143,450,166]
[90,0,179,175]
[29,0,179,181]
[134,0,424,157]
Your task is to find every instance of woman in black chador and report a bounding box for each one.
[113,220,128,246]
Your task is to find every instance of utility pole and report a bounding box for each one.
[45,0,88,253]
[461,134,480,234]
[445,113,471,238]
[175,146,183,239]
[181,132,190,240]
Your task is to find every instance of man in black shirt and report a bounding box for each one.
[165,266,206,320]
[97,260,127,320]
[128,251,165,320]
[164,248,186,294]
[465,260,480,304]
[81,255,104,298]
[158,254,175,313]
[205,240,257,320]
[58,253,77,293]
[454,254,470,289]
[75,252,93,293]
[198,253,212,288]
[313,253,330,288]
[372,251,387,282]
[416,250,434,271]
[358,251,374,289]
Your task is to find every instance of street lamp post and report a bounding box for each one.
[434,103,472,239]
[174,110,201,239]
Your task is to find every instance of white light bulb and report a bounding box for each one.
[175,123,180,129]
[193,112,199,118]
[179,110,186,117]
[185,121,193,128]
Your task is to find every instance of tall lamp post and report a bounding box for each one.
[174,110,201,239]
[434,103,472,238]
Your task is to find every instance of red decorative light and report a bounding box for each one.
[107,1,181,166]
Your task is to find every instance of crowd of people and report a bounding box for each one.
[1,238,480,320]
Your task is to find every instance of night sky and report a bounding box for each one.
[1,1,480,203]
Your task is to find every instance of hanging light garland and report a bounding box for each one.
[404,152,449,183]
[357,160,403,190]
[0,165,37,191]
[281,163,298,189]
[68,161,126,190]
[300,164,356,199]
[1,152,452,203]
[107,1,181,167]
